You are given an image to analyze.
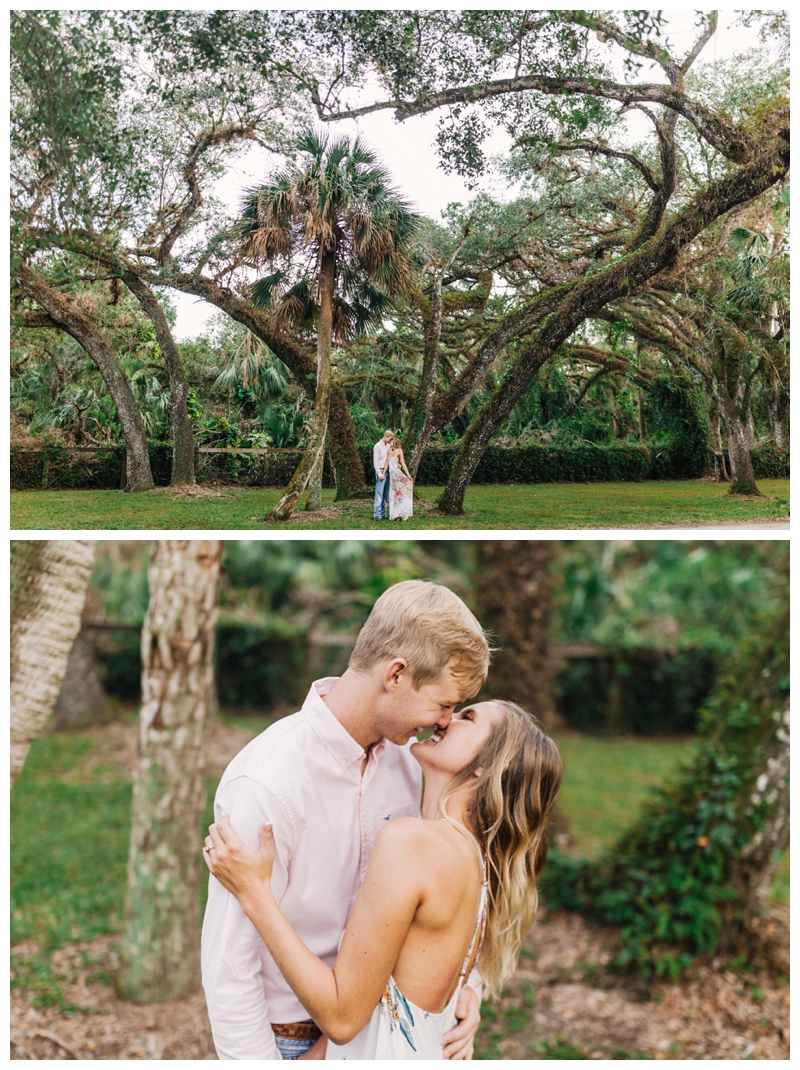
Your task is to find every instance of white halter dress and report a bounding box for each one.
[388,456,413,520]
[326,854,488,1060]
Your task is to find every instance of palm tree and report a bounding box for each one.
[240,129,419,519]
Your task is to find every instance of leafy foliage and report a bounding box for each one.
[542,606,789,978]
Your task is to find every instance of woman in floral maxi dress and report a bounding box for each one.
[384,439,413,521]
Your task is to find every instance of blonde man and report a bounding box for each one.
[202,581,490,1060]
[373,429,394,520]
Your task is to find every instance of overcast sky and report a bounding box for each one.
[170,9,762,340]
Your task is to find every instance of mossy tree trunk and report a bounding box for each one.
[18,266,155,492]
[471,540,558,728]
[717,609,790,967]
[10,540,96,786]
[712,369,761,496]
[118,539,223,1003]
[122,271,195,486]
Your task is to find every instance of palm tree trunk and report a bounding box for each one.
[170,273,363,499]
[305,448,324,511]
[122,272,195,485]
[19,266,155,491]
[117,540,223,1002]
[269,251,335,521]
[10,540,96,786]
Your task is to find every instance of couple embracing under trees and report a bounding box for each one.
[201,580,562,1059]
[373,430,414,522]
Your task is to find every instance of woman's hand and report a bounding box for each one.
[203,815,276,911]
[297,1035,328,1060]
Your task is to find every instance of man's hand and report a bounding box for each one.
[297,1035,328,1060]
[442,984,480,1059]
[378,474,385,481]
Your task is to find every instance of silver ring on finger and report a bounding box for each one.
[203,845,215,853]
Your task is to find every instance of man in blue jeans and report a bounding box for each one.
[372,430,393,520]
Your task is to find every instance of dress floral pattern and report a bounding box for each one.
[388,458,413,520]
[379,980,429,1051]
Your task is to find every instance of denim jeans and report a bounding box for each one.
[275,1034,315,1060]
[373,472,390,519]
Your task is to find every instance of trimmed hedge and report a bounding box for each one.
[11,440,789,490]
[554,647,720,735]
[98,619,316,710]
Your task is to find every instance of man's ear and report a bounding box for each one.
[383,658,409,692]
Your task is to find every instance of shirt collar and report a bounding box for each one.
[303,677,383,770]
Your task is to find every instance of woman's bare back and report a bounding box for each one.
[385,818,485,1013]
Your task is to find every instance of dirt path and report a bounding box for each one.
[601,519,789,530]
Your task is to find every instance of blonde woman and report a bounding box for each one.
[383,437,413,520]
[205,701,562,1060]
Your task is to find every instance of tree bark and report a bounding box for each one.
[167,272,364,500]
[10,540,96,786]
[716,609,789,970]
[52,629,111,730]
[18,266,155,491]
[121,271,195,485]
[118,540,223,1003]
[765,364,789,449]
[470,540,558,728]
[270,250,336,521]
[304,446,324,511]
[713,380,762,496]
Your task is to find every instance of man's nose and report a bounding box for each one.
[437,709,454,727]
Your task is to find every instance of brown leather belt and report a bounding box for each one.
[272,1021,322,1041]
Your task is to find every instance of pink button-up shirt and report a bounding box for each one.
[201,678,423,1059]
[373,438,390,477]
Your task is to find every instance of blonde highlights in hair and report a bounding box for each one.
[441,701,562,997]
[349,580,490,698]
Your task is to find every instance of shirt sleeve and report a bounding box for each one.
[201,775,295,1060]
[373,442,382,475]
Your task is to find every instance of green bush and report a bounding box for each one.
[644,376,708,479]
[749,442,790,478]
[541,613,789,979]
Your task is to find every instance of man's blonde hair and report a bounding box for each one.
[349,580,490,697]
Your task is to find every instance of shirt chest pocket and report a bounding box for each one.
[378,802,419,825]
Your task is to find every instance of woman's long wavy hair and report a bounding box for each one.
[441,701,562,997]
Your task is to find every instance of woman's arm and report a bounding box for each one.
[398,450,412,480]
[205,817,424,1046]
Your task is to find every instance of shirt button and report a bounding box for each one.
[343,760,349,768]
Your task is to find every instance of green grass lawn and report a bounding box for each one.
[11,479,790,530]
[554,734,695,859]
[11,724,788,1009]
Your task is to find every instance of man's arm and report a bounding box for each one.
[201,776,294,1060]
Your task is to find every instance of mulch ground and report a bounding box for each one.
[486,905,789,1060]
[11,908,789,1060]
[11,720,790,1059]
